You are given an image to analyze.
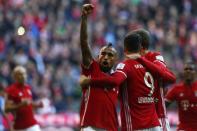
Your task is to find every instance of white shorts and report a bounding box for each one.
[134,126,162,131]
[159,118,171,131]
[81,126,107,131]
[14,124,41,131]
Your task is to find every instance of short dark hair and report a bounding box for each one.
[184,60,196,70]
[124,32,142,53]
[100,42,117,55]
[107,42,113,47]
[133,29,150,49]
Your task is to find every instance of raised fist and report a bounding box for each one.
[82,4,94,16]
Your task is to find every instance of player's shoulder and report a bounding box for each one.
[81,59,100,74]
[150,51,161,56]
[5,84,17,93]
[193,80,197,85]
[24,84,31,89]
[81,59,97,68]
[171,82,184,90]
[116,61,127,70]
[116,59,141,71]
[149,51,164,62]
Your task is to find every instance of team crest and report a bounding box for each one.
[181,100,189,111]
[179,93,184,97]
[19,92,23,96]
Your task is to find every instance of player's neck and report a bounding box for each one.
[125,53,140,59]
[184,80,194,86]
[140,48,149,56]
[144,50,149,54]
[15,82,25,87]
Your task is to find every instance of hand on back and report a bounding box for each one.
[21,98,32,106]
[79,75,91,87]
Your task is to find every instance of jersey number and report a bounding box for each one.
[144,72,154,96]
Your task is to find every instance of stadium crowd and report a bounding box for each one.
[0,0,197,130]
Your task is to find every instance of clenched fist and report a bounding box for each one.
[81,4,94,17]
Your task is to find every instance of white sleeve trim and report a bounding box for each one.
[165,98,172,102]
[154,60,166,67]
[116,70,127,78]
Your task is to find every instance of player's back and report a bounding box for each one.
[117,59,160,130]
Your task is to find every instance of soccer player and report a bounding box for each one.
[165,61,197,131]
[133,29,176,131]
[79,4,119,131]
[5,66,43,131]
[80,31,168,130]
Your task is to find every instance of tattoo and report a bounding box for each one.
[80,15,93,67]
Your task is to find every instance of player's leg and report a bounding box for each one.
[164,118,171,131]
[159,117,171,131]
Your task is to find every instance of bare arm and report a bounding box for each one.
[5,100,27,113]
[80,4,94,67]
[5,96,30,113]
[79,71,126,88]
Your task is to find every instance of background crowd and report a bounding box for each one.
[0,0,196,130]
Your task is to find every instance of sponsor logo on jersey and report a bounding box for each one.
[138,97,154,103]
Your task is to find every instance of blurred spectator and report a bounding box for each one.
[0,83,6,131]
[0,0,196,129]
[0,83,12,131]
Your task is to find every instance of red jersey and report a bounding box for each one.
[6,83,37,130]
[165,81,197,130]
[145,52,169,118]
[80,60,119,131]
[144,51,176,131]
[116,59,160,130]
[89,56,175,130]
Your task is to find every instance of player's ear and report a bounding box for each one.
[140,47,145,55]
[96,55,100,61]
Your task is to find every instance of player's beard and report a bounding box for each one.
[100,65,111,73]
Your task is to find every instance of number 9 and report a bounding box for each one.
[144,72,154,96]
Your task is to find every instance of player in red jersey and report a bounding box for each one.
[79,4,119,131]
[133,29,176,131]
[165,61,197,131]
[80,32,168,131]
[5,66,43,131]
